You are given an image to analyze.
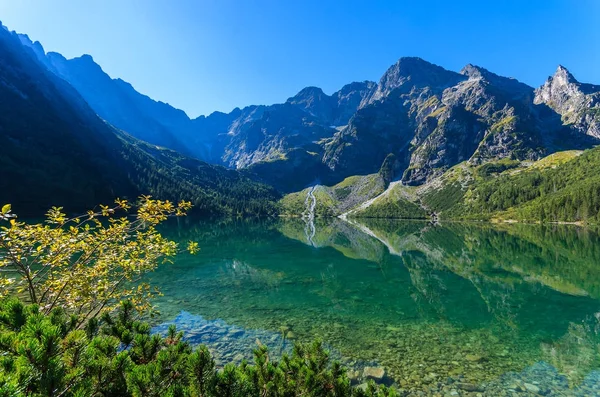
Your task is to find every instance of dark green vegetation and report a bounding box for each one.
[425,148,600,223]
[0,299,396,397]
[0,26,278,217]
[352,196,426,219]
[116,135,279,217]
[460,148,600,222]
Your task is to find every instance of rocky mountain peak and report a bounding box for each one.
[286,86,333,122]
[330,81,376,125]
[534,65,583,109]
[459,63,532,98]
[460,64,491,79]
[75,54,96,64]
[336,81,376,95]
[364,57,465,105]
[16,33,52,67]
[552,65,578,86]
[381,57,450,85]
[534,66,600,138]
[288,86,327,100]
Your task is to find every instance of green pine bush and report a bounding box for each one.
[0,299,398,397]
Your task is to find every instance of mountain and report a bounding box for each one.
[534,65,600,138]
[17,35,377,190]
[0,25,279,216]
[323,58,594,186]
[283,146,600,224]
[17,34,193,155]
[201,81,377,190]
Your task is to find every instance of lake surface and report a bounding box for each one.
[149,218,600,396]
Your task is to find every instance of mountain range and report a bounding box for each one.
[4,23,600,221]
[1,24,278,216]
[18,32,600,192]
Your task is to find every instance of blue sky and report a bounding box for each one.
[1,0,598,118]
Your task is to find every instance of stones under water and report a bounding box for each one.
[148,218,600,395]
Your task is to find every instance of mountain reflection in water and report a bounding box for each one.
[148,218,600,395]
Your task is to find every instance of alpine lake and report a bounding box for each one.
[148,217,600,396]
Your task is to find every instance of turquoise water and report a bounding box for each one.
[149,218,600,395]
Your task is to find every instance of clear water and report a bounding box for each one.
[149,218,600,395]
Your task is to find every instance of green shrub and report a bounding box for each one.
[0,298,398,397]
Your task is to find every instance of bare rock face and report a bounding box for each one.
[286,86,335,123]
[324,60,555,185]
[332,81,376,125]
[361,57,466,106]
[534,66,600,138]
[403,106,485,184]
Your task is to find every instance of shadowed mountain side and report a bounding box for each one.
[1,26,279,216]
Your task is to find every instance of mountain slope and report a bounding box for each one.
[18,34,193,154]
[18,33,379,191]
[442,147,600,223]
[534,65,600,138]
[1,24,278,216]
[358,147,600,224]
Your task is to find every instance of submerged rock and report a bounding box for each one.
[363,366,386,382]
[465,354,483,363]
[524,382,540,393]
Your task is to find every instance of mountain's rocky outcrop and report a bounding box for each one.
[534,65,600,139]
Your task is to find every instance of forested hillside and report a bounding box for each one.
[448,148,600,223]
[0,24,279,216]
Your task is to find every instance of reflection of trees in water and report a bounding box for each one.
[446,223,600,299]
[400,252,448,320]
[278,218,388,263]
[542,314,600,385]
[320,219,600,386]
[154,217,600,387]
[219,259,283,291]
[279,217,600,335]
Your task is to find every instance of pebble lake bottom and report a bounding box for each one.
[147,218,600,396]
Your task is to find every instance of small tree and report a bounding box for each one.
[0,197,198,324]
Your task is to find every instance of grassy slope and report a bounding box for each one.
[279,148,600,224]
[350,183,428,219]
[279,174,385,217]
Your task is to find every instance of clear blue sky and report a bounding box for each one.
[1,0,598,118]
